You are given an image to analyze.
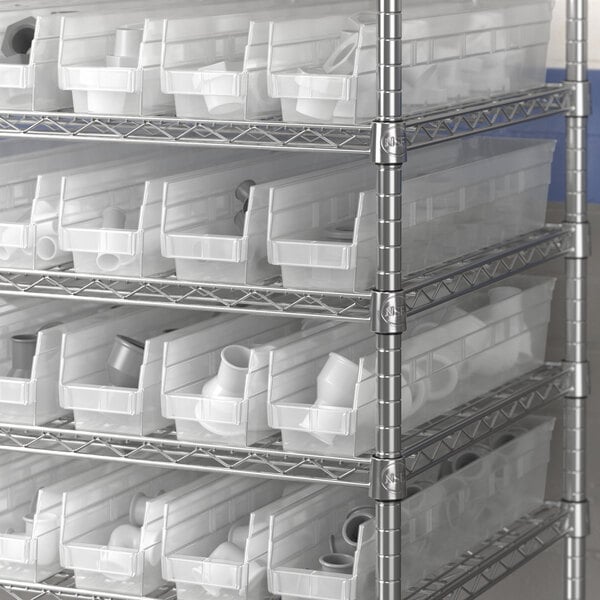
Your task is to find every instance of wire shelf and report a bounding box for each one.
[403,363,572,482]
[405,503,569,600]
[0,503,567,600]
[0,364,568,488]
[0,226,572,321]
[0,85,571,153]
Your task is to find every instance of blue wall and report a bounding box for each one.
[502,69,599,202]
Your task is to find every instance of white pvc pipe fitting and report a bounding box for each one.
[201,345,251,399]
[318,552,354,574]
[102,206,127,229]
[341,506,374,547]
[315,353,358,408]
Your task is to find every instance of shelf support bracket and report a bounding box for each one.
[370,121,407,165]
[563,500,590,538]
[371,291,407,334]
[567,81,591,118]
[369,456,406,501]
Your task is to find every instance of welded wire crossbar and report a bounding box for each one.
[405,503,569,600]
[0,504,568,600]
[0,85,571,154]
[0,365,567,489]
[0,571,177,600]
[405,84,572,148]
[0,418,371,487]
[402,364,572,481]
[404,225,573,314]
[0,226,571,321]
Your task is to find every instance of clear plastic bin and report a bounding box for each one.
[59,306,215,436]
[0,141,140,269]
[161,1,368,120]
[0,458,118,583]
[268,13,376,125]
[268,276,555,458]
[267,418,553,599]
[57,1,283,116]
[268,0,554,125]
[161,314,302,446]
[268,486,374,600]
[267,137,555,293]
[161,152,351,285]
[267,321,375,458]
[58,148,234,277]
[402,416,555,590]
[0,299,100,426]
[163,477,316,600]
[60,465,203,597]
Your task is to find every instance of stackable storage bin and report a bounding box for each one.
[163,477,316,600]
[401,275,556,432]
[161,152,349,285]
[402,417,555,589]
[267,137,555,293]
[268,486,374,600]
[57,1,279,116]
[59,306,214,436]
[268,276,554,457]
[0,141,137,270]
[0,299,99,426]
[0,458,118,583]
[60,466,201,596]
[161,1,367,120]
[161,314,301,446]
[268,0,554,124]
[267,321,375,458]
[268,13,376,125]
[58,148,232,277]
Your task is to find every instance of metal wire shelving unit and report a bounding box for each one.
[0,1,589,599]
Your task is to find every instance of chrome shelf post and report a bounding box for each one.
[371,2,405,600]
[564,0,590,597]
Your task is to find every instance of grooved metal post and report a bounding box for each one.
[373,2,404,600]
[564,0,589,598]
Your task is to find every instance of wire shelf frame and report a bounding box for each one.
[0,364,567,489]
[0,85,571,154]
[0,226,572,321]
[0,503,567,600]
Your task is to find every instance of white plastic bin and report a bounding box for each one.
[267,321,376,458]
[268,137,555,293]
[268,0,555,124]
[58,148,235,277]
[0,299,100,426]
[163,477,316,600]
[268,486,374,600]
[0,458,118,583]
[0,141,140,269]
[268,276,555,458]
[59,306,215,436]
[161,152,352,285]
[161,1,368,121]
[268,13,376,125]
[161,314,302,447]
[60,465,202,596]
[402,417,554,590]
[57,1,282,116]
[401,275,556,432]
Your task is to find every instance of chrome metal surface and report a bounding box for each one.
[404,226,573,314]
[405,503,569,600]
[0,571,176,600]
[564,0,589,595]
[374,0,404,597]
[405,85,571,149]
[0,85,570,154]
[0,226,570,320]
[403,364,572,482]
[0,417,371,487]
[0,365,564,492]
